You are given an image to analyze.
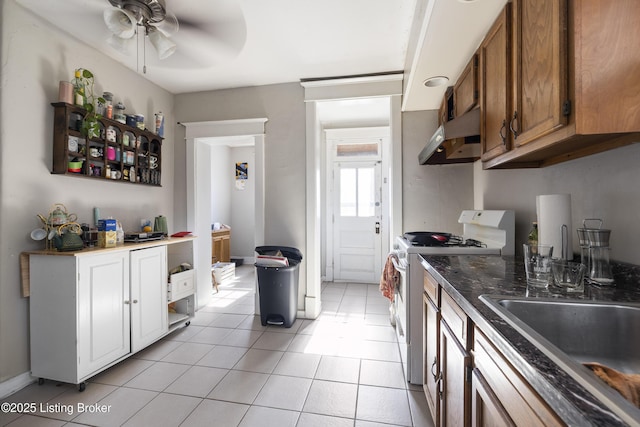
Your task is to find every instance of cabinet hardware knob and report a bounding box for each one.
[431,357,440,381]
[133,299,138,304]
[124,300,130,304]
[509,111,519,139]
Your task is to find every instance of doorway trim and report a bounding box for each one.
[302,74,403,318]
[183,118,267,308]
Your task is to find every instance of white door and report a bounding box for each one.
[130,246,168,352]
[333,161,382,282]
[77,252,130,378]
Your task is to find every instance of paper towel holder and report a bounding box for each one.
[561,224,569,260]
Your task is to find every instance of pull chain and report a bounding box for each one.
[143,28,147,74]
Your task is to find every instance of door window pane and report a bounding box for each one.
[339,166,376,217]
[357,168,375,217]
[336,143,379,157]
[340,168,356,216]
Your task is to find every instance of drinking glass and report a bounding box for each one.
[523,244,554,288]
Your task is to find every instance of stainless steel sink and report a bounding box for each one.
[480,296,640,425]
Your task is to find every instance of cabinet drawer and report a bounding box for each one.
[474,328,563,427]
[441,290,468,345]
[168,269,195,302]
[423,270,440,303]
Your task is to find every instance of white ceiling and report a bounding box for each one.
[15,0,506,113]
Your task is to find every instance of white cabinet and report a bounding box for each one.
[130,246,168,353]
[28,238,195,390]
[31,251,131,387]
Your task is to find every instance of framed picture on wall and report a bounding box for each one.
[236,162,248,190]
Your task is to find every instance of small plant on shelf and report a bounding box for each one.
[72,68,104,139]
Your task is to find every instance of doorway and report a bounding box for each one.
[324,127,389,283]
[332,160,382,282]
[303,74,403,318]
[183,119,267,309]
[209,140,256,265]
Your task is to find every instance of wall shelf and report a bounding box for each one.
[51,102,163,186]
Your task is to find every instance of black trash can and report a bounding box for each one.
[255,246,303,328]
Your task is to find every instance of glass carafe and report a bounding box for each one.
[586,227,614,286]
[576,228,590,277]
[589,246,614,285]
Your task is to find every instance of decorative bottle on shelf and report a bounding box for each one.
[71,69,85,106]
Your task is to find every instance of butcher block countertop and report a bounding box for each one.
[20,236,196,297]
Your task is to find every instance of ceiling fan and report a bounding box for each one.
[104,0,177,59]
[101,0,247,70]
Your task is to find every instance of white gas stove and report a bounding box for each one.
[392,210,514,384]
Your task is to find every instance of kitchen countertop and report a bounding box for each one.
[23,235,196,256]
[420,254,640,427]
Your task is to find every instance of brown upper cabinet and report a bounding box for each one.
[454,55,478,117]
[480,0,640,168]
[479,5,511,162]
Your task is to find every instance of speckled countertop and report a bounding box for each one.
[420,255,640,427]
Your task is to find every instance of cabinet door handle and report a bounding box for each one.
[431,357,439,381]
[132,299,138,304]
[124,300,130,305]
[509,111,519,139]
[437,374,443,399]
[499,120,507,146]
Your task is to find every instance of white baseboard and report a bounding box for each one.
[0,372,35,399]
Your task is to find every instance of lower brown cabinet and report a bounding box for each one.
[423,274,440,425]
[211,228,230,264]
[472,328,563,427]
[423,269,563,427]
[439,291,472,427]
[471,368,515,427]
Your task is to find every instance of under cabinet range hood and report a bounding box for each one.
[419,108,481,165]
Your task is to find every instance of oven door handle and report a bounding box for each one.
[391,256,406,274]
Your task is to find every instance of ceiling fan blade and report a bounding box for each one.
[178,16,247,54]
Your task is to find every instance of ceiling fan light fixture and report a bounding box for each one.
[106,34,135,55]
[148,27,176,59]
[104,7,137,38]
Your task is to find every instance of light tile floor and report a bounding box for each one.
[1,265,433,427]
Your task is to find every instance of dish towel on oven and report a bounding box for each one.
[380,253,399,302]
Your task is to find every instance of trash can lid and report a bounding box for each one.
[255,246,303,262]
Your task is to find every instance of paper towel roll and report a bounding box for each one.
[536,194,572,260]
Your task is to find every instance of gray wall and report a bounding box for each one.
[402,111,474,234]
[210,145,232,226]
[0,1,174,384]
[475,142,640,264]
[174,83,308,280]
